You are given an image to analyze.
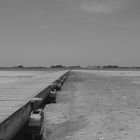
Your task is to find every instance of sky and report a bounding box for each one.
[0,0,140,67]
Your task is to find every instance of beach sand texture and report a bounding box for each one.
[43,70,140,140]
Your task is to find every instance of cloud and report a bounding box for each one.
[80,0,125,14]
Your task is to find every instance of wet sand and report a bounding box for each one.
[43,70,140,140]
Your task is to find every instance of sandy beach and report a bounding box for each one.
[43,70,140,140]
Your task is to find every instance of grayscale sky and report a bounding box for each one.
[0,0,140,67]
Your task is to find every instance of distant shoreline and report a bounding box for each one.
[0,67,140,71]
